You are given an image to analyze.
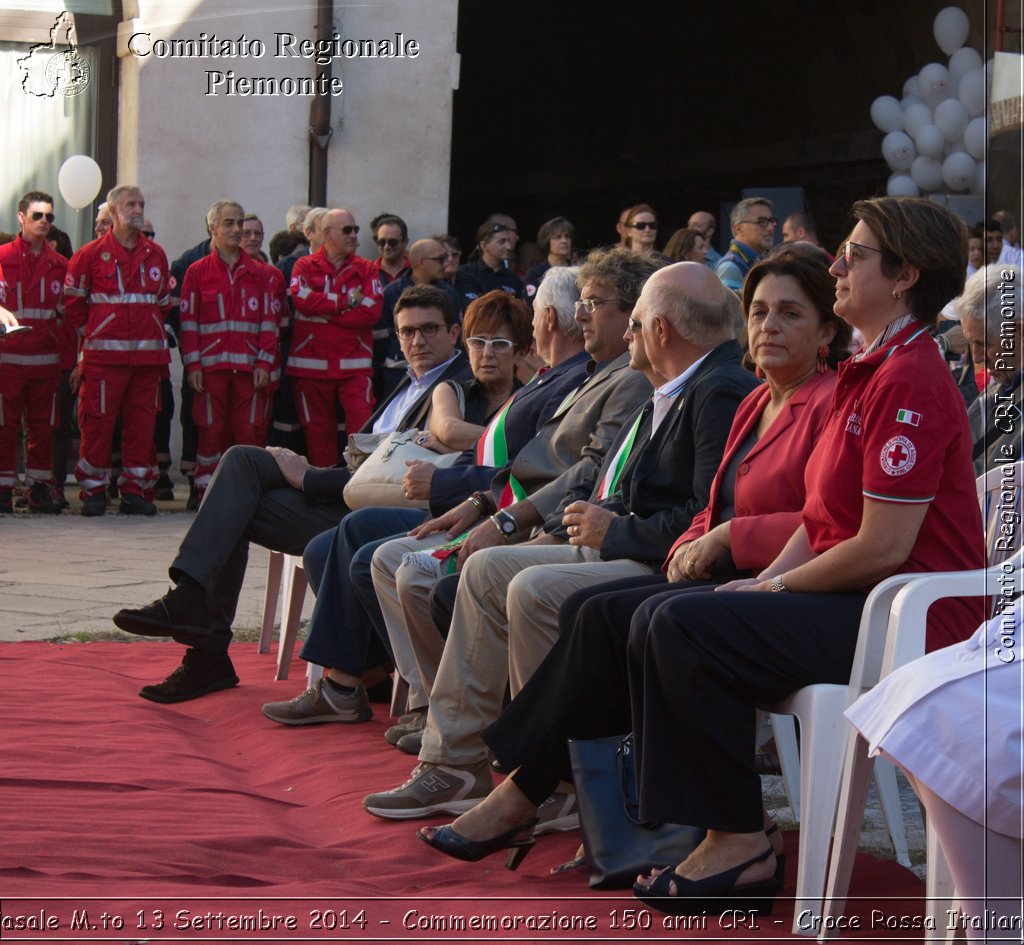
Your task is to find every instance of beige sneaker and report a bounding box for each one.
[261,678,371,725]
[362,760,493,819]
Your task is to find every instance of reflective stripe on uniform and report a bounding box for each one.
[288,356,329,371]
[83,339,166,351]
[87,292,160,305]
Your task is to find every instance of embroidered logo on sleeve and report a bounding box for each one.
[148,266,161,283]
[50,279,61,295]
[881,435,917,476]
[895,408,921,426]
[248,297,258,311]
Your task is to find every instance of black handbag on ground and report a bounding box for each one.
[568,732,705,889]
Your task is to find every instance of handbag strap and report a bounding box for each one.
[617,734,660,828]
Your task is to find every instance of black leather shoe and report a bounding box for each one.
[27,482,61,514]
[80,494,107,517]
[139,649,239,703]
[119,493,157,516]
[153,474,175,501]
[114,581,224,638]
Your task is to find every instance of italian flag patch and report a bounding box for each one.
[896,408,921,426]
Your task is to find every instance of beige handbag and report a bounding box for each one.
[342,430,460,510]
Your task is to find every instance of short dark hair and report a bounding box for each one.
[663,227,705,262]
[268,230,307,263]
[370,213,408,241]
[742,245,852,371]
[462,290,534,353]
[19,191,54,214]
[394,283,457,327]
[536,216,574,254]
[785,210,817,236]
[852,197,968,325]
[47,225,74,259]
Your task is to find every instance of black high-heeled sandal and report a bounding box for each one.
[417,819,538,870]
[632,846,780,916]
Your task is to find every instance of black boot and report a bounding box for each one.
[139,648,239,703]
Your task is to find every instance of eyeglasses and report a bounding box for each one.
[141,230,156,238]
[740,216,778,228]
[628,318,643,333]
[839,241,884,267]
[377,237,403,248]
[575,297,620,314]
[627,221,658,230]
[465,336,516,353]
[30,211,55,223]
[486,223,517,236]
[397,323,445,340]
[326,224,360,235]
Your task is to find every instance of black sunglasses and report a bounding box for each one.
[141,230,156,238]
[377,237,402,248]
[30,211,55,223]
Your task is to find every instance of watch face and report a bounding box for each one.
[501,518,516,534]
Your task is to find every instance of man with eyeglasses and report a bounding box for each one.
[714,196,777,293]
[459,218,525,301]
[0,190,68,514]
[64,185,171,517]
[371,213,410,287]
[374,238,463,400]
[286,208,382,467]
[113,283,471,703]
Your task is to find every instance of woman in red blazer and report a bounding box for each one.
[416,245,852,867]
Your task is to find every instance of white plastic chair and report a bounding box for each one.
[818,461,1023,940]
[258,550,317,684]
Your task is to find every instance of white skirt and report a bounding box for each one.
[845,598,1024,838]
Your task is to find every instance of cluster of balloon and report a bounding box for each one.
[57,155,103,210]
[869,6,989,197]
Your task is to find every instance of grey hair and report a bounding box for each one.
[644,268,738,348]
[534,266,583,341]
[303,207,329,235]
[106,185,142,209]
[957,263,1021,335]
[730,196,773,230]
[286,204,312,229]
[206,199,244,231]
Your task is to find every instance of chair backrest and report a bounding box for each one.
[977,460,1023,568]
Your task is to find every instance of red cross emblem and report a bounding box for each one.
[881,435,916,477]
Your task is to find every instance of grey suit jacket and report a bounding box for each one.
[489,350,653,520]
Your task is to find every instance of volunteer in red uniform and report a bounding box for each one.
[0,191,69,514]
[240,213,287,442]
[63,185,171,517]
[286,207,381,466]
[179,201,278,501]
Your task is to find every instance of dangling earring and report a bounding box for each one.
[755,364,764,379]
[891,288,901,301]
[817,344,830,374]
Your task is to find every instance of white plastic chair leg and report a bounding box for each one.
[274,556,307,681]
[874,757,910,867]
[259,550,285,653]
[771,713,802,821]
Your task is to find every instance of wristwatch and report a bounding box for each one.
[770,576,789,593]
[490,509,518,541]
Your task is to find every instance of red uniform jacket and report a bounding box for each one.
[0,235,68,378]
[286,248,381,380]
[178,250,277,376]
[257,258,288,390]
[63,232,171,367]
[666,370,837,572]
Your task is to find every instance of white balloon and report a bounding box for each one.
[918,62,951,107]
[934,98,970,140]
[948,136,966,154]
[941,151,976,191]
[958,67,987,116]
[911,156,945,192]
[933,6,970,56]
[971,160,986,195]
[57,155,102,211]
[903,103,933,137]
[902,76,921,99]
[948,46,982,79]
[882,131,917,170]
[900,94,925,111]
[871,95,905,132]
[887,174,920,197]
[914,123,947,158]
[964,116,987,159]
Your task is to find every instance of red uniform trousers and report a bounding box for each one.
[291,372,374,466]
[75,363,162,500]
[191,371,270,489]
[0,369,58,487]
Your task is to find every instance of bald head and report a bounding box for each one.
[409,238,447,285]
[321,208,359,260]
[688,211,716,238]
[640,262,738,348]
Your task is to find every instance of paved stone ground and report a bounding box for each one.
[0,500,927,875]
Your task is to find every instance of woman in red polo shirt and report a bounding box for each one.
[630,196,987,915]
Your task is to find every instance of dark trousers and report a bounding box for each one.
[299,506,426,675]
[170,444,347,651]
[628,589,863,833]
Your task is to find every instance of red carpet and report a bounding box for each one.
[1,641,926,941]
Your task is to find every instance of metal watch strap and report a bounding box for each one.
[770,576,788,593]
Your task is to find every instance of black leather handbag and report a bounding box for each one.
[568,733,705,889]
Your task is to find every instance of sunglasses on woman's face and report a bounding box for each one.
[31,211,55,223]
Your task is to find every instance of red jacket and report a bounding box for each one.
[0,235,68,377]
[257,259,288,389]
[63,231,171,367]
[286,248,381,379]
[666,370,837,571]
[178,250,277,376]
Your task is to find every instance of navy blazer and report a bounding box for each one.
[428,351,591,515]
[546,340,758,564]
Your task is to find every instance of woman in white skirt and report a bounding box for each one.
[846,596,1023,942]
